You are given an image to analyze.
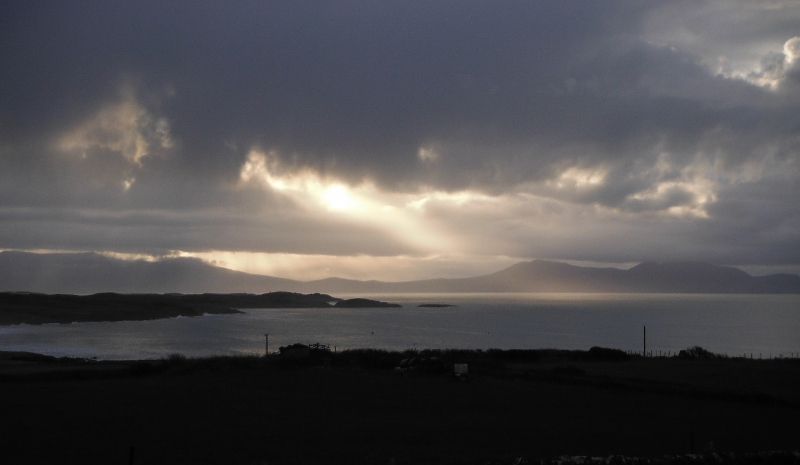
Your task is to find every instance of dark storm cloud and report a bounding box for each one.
[3,0,792,192]
[1,0,800,273]
[1,1,644,184]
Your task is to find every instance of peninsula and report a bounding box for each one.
[0,292,400,326]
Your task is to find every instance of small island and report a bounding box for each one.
[417,303,456,307]
[333,298,402,308]
[0,292,400,325]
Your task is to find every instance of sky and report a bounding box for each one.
[1,0,800,281]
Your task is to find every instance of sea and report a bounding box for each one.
[1,293,799,360]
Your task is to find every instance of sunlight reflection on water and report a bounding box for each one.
[1,293,798,360]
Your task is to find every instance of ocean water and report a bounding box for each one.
[1,293,798,360]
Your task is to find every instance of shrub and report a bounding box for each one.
[588,346,630,361]
[678,346,725,360]
[278,343,333,367]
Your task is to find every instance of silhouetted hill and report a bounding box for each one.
[300,260,800,294]
[0,251,299,294]
[1,251,799,294]
[0,291,398,325]
[623,261,755,293]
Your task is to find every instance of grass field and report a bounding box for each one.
[0,348,798,465]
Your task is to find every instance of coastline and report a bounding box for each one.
[0,291,400,326]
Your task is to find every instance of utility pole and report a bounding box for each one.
[264,333,269,356]
[643,326,646,357]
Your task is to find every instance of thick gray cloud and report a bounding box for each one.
[1,1,800,277]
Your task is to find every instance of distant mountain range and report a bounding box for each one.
[1,251,799,295]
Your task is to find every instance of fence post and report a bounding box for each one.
[643,326,646,357]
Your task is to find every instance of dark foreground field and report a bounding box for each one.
[0,348,798,465]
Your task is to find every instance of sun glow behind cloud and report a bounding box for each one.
[239,150,478,254]
[3,1,800,286]
[53,90,174,191]
[552,167,608,189]
[204,150,539,280]
[56,94,173,165]
[231,146,756,279]
[712,36,800,90]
